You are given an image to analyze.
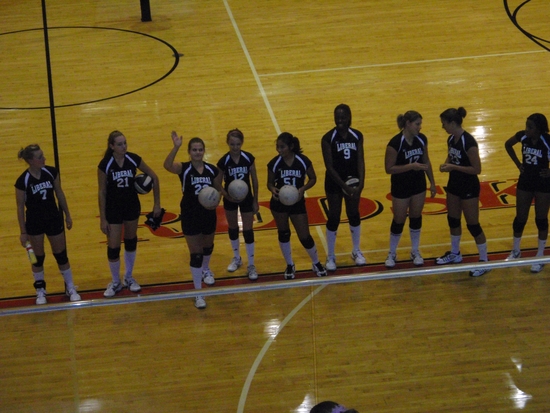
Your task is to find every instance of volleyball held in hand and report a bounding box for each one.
[228,179,248,202]
[134,173,154,194]
[198,186,221,209]
[278,185,300,206]
[343,176,360,193]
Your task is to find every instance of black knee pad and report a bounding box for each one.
[348,214,361,227]
[228,227,240,241]
[33,254,45,268]
[124,237,138,252]
[203,244,214,256]
[53,249,69,266]
[513,217,527,234]
[278,230,291,243]
[535,217,549,231]
[243,229,254,244]
[190,253,203,268]
[326,217,340,232]
[390,220,405,235]
[107,247,121,261]
[447,216,461,229]
[409,216,422,230]
[467,223,483,238]
[33,280,46,290]
[299,235,315,249]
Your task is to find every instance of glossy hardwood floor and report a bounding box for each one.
[1,0,550,411]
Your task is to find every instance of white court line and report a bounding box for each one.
[259,50,546,78]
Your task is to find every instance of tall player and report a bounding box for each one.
[321,104,366,271]
[98,130,162,297]
[15,144,81,304]
[504,113,550,273]
[216,129,259,280]
[267,132,326,279]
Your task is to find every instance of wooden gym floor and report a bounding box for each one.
[1,0,550,411]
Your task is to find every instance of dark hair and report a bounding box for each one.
[104,130,125,157]
[18,144,41,162]
[527,113,549,134]
[310,400,359,413]
[226,128,244,142]
[334,103,352,127]
[188,137,205,152]
[440,107,467,126]
[277,132,303,154]
[397,110,422,130]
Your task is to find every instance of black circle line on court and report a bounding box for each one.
[0,26,180,110]
[504,0,550,52]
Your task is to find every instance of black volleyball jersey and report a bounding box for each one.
[513,131,550,178]
[387,132,428,184]
[268,153,312,190]
[447,131,479,184]
[98,152,142,201]
[178,161,219,207]
[216,150,255,190]
[322,127,363,179]
[15,166,59,217]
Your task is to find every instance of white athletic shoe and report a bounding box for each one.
[325,257,337,271]
[247,265,258,280]
[227,257,242,272]
[385,253,396,268]
[284,264,295,280]
[202,269,215,286]
[505,250,521,261]
[469,261,490,277]
[352,250,366,266]
[124,277,142,292]
[530,263,544,274]
[436,251,463,265]
[194,296,206,309]
[36,288,47,305]
[411,251,424,266]
[104,282,123,298]
[312,262,327,277]
[65,287,81,302]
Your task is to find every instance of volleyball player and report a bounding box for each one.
[216,129,259,280]
[267,132,326,279]
[504,113,550,273]
[310,401,359,413]
[98,130,162,297]
[436,107,489,276]
[384,111,436,267]
[164,131,223,309]
[15,144,81,304]
[321,104,366,271]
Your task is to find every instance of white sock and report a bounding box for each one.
[389,233,402,255]
[350,224,361,252]
[410,229,421,253]
[305,244,319,264]
[230,238,240,259]
[477,242,488,261]
[326,228,337,258]
[202,254,212,271]
[60,267,75,290]
[537,239,546,256]
[512,236,521,252]
[191,267,203,290]
[124,250,136,279]
[279,241,293,265]
[109,260,121,284]
[245,242,255,266]
[451,235,461,254]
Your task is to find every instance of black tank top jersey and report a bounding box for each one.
[447,131,479,186]
[179,161,219,208]
[322,127,363,180]
[98,152,142,201]
[513,131,550,178]
[14,166,59,218]
[387,132,428,186]
[216,150,255,190]
[268,153,312,190]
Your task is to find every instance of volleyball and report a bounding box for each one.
[343,176,360,193]
[228,179,248,202]
[134,173,154,194]
[198,186,221,209]
[278,185,300,206]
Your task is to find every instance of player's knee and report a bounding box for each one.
[348,214,361,227]
[32,254,45,268]
[53,249,69,266]
[107,247,121,261]
[243,229,254,244]
[124,237,137,252]
[203,244,214,257]
[278,230,291,243]
[390,220,405,235]
[513,217,527,234]
[326,216,340,232]
[467,223,483,238]
[535,218,549,231]
[228,227,240,241]
[190,253,203,268]
[33,280,46,290]
[299,235,315,249]
[409,216,422,230]
[447,216,461,229]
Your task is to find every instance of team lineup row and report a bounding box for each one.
[15,105,550,308]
